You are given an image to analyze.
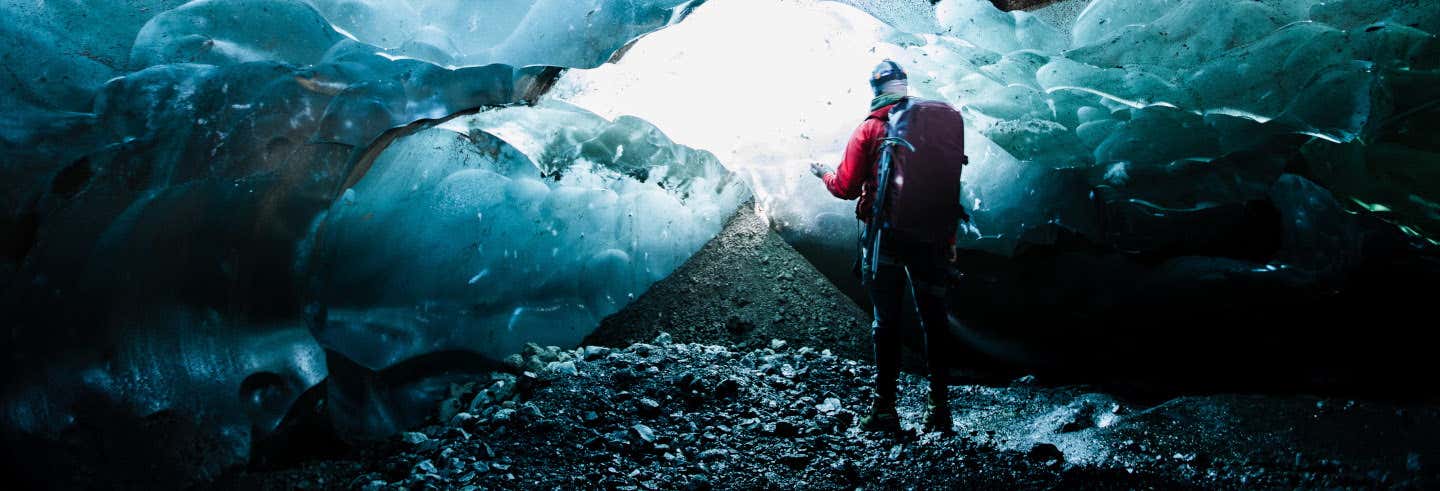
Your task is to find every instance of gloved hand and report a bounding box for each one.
[809,162,832,178]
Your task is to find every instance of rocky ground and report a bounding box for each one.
[223,336,1437,490]
[214,202,1440,490]
[584,202,873,362]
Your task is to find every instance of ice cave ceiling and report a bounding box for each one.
[2,0,1438,480]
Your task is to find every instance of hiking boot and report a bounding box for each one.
[922,395,954,435]
[858,398,900,432]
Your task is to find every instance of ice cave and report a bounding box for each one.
[2,0,1438,488]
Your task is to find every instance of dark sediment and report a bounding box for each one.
[221,338,1437,490]
[584,202,872,362]
[214,203,1440,490]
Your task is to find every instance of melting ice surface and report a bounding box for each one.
[314,100,747,371]
[0,0,725,476]
[305,0,708,68]
[559,0,1439,256]
[1,0,1438,480]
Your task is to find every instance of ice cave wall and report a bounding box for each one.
[2,0,1439,483]
[562,0,1438,257]
[555,0,1438,367]
[1,0,734,481]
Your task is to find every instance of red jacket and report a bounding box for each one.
[822,103,898,222]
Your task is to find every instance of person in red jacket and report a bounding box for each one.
[809,60,955,434]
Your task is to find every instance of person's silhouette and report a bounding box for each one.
[810,59,968,434]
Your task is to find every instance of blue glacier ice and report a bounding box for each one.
[1,0,1438,482]
[0,0,722,478]
[552,0,1438,374]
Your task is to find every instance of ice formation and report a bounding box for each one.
[555,0,1437,369]
[559,0,1438,257]
[310,102,746,438]
[306,0,708,68]
[317,106,744,371]
[0,0,726,473]
[2,0,1438,479]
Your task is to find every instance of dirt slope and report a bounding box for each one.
[585,202,872,362]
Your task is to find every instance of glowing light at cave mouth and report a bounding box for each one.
[553,0,920,231]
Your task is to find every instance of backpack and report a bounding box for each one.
[873,98,968,243]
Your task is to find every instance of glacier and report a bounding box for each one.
[2,0,1439,483]
[311,101,746,439]
[316,101,745,373]
[560,0,1437,257]
[0,0,732,480]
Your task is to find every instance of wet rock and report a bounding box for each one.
[633,424,656,443]
[777,453,811,469]
[236,329,1419,491]
[674,371,705,395]
[1029,443,1065,466]
[468,381,514,411]
[653,332,673,345]
[697,449,729,460]
[523,342,561,363]
[763,471,786,487]
[400,432,429,445]
[491,408,517,423]
[547,360,578,376]
[766,420,800,437]
[637,398,662,417]
[770,339,788,350]
[522,355,547,373]
[583,346,612,361]
[413,459,439,475]
[442,427,470,441]
[725,316,754,337]
[503,353,524,371]
[520,402,544,420]
[684,474,712,491]
[449,412,475,427]
[816,397,842,414]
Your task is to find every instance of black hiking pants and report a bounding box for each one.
[864,233,951,403]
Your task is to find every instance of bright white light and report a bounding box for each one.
[554,0,916,232]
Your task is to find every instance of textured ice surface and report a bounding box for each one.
[308,0,705,68]
[0,0,718,476]
[314,101,747,371]
[0,0,698,133]
[3,0,1439,480]
[306,100,746,439]
[560,0,1438,258]
[0,0,189,113]
[131,0,345,67]
[936,0,1070,55]
[555,0,1439,376]
[0,57,560,477]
